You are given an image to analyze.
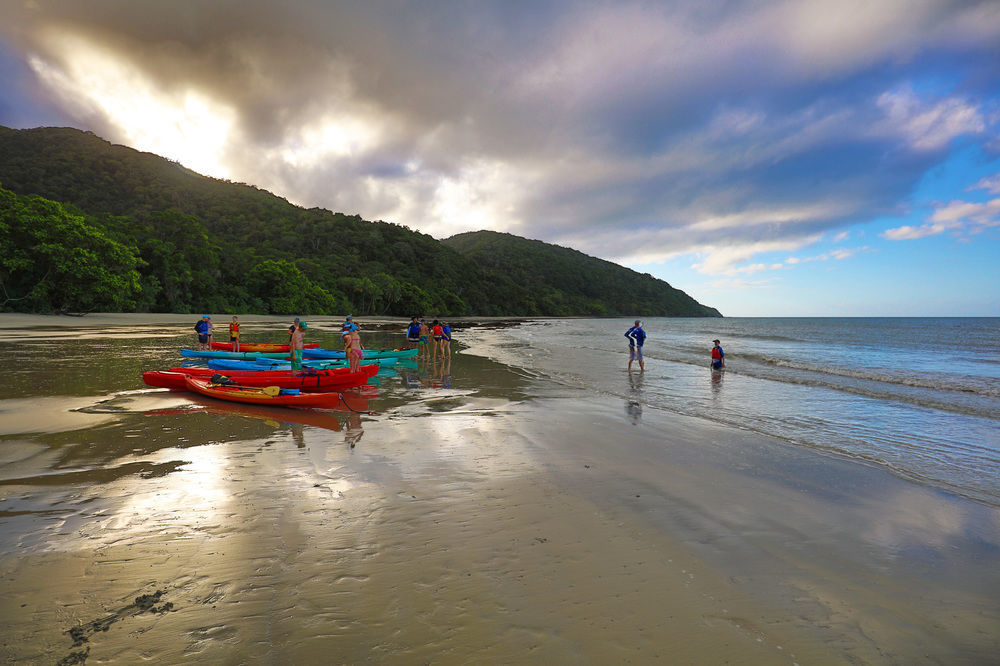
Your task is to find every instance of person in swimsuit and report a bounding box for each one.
[419,318,430,360]
[290,321,307,370]
[345,328,364,372]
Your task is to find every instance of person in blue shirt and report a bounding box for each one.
[441,321,452,355]
[625,319,646,372]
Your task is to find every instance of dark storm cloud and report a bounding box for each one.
[1,0,999,271]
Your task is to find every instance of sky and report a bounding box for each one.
[1,0,998,316]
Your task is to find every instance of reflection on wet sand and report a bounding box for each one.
[625,372,643,425]
[344,412,364,449]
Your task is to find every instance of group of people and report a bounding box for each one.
[194,315,242,351]
[406,317,451,361]
[624,320,725,372]
[196,313,452,372]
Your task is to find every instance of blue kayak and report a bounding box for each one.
[257,356,398,368]
[207,358,346,372]
[207,358,393,372]
[180,349,287,360]
[303,347,419,360]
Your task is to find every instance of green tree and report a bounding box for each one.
[0,187,143,312]
[247,259,341,315]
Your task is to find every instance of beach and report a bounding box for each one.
[1,314,998,664]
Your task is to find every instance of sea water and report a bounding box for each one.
[472,317,1000,506]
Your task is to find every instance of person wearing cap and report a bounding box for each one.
[711,339,725,370]
[288,317,301,342]
[195,315,211,350]
[290,320,308,370]
[341,315,358,333]
[344,325,364,373]
[625,319,646,372]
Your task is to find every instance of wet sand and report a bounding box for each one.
[1,315,998,663]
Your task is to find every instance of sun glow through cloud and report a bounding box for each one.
[28,32,235,179]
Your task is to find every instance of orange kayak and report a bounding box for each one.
[183,375,345,408]
[211,341,319,352]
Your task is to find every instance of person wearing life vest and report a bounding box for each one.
[431,319,444,361]
[711,339,725,370]
[229,316,241,352]
[195,315,211,350]
[441,321,452,355]
[406,316,421,345]
[625,319,646,372]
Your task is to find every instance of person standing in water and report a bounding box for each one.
[290,321,307,370]
[418,318,430,360]
[441,321,452,355]
[406,316,421,347]
[345,327,364,373]
[711,339,725,370]
[431,319,444,361]
[625,319,646,372]
[229,316,241,352]
[195,315,211,350]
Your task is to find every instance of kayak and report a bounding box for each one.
[205,357,396,372]
[180,349,289,360]
[147,365,378,391]
[144,388,372,427]
[256,356,398,367]
[206,358,342,372]
[303,346,419,360]
[183,375,345,407]
[211,341,320,352]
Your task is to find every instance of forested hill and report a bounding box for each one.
[445,231,721,317]
[0,125,721,317]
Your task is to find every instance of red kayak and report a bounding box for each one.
[183,375,345,407]
[145,365,377,392]
[211,341,319,352]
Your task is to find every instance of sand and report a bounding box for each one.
[1,315,998,664]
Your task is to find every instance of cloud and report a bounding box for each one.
[786,246,870,263]
[1,0,999,274]
[970,174,1000,194]
[876,87,985,151]
[883,193,1000,240]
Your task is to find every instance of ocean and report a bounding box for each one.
[467,317,1000,506]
